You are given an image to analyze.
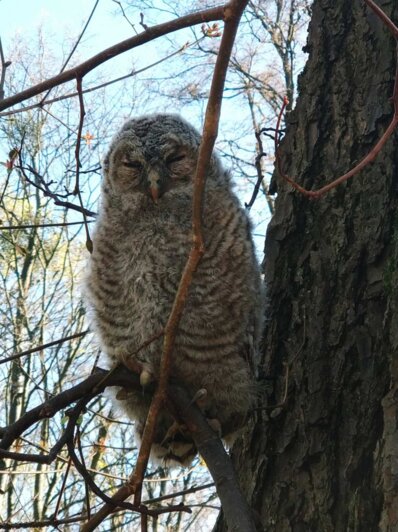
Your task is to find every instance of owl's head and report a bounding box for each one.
[102,114,226,204]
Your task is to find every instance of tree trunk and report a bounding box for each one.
[216,0,398,530]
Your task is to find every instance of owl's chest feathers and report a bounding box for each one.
[90,197,256,365]
[91,214,191,326]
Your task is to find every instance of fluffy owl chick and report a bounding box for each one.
[85,114,263,466]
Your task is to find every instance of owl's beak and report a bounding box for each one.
[148,170,160,204]
[150,184,159,204]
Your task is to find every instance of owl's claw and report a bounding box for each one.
[191,388,207,407]
[207,417,222,437]
[140,368,154,388]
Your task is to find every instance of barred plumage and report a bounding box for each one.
[85,114,263,465]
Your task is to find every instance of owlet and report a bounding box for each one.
[85,114,263,465]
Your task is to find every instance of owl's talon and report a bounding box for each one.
[191,388,207,407]
[207,417,222,437]
[140,369,154,388]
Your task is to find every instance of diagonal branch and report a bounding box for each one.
[0,331,88,365]
[0,6,224,112]
[0,365,256,532]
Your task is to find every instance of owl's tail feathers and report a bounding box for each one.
[151,438,197,467]
[134,416,197,467]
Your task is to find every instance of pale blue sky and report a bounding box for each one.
[0,0,274,253]
[1,0,135,57]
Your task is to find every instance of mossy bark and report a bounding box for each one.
[216,0,398,530]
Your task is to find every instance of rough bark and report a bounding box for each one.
[216,0,398,530]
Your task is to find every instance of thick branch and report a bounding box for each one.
[168,386,257,532]
[0,366,256,532]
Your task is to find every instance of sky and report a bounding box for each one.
[0,0,189,92]
[0,0,275,256]
[0,0,138,59]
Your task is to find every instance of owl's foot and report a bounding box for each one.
[152,422,197,467]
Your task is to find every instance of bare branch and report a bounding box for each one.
[0,6,224,112]
[0,39,202,118]
[16,162,97,218]
[0,365,255,531]
[0,221,94,230]
[0,37,11,100]
[0,331,88,365]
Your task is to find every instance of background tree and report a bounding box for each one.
[219,0,398,530]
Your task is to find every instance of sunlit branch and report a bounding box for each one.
[0,6,224,112]
[0,38,204,118]
[0,331,88,365]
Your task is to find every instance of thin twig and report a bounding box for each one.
[74,77,85,196]
[143,482,215,505]
[53,458,72,519]
[245,147,268,209]
[0,221,94,230]
[112,0,139,33]
[77,429,92,519]
[16,162,96,218]
[74,76,93,252]
[0,37,11,100]
[0,331,88,365]
[40,0,100,104]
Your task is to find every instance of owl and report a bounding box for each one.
[85,114,263,466]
